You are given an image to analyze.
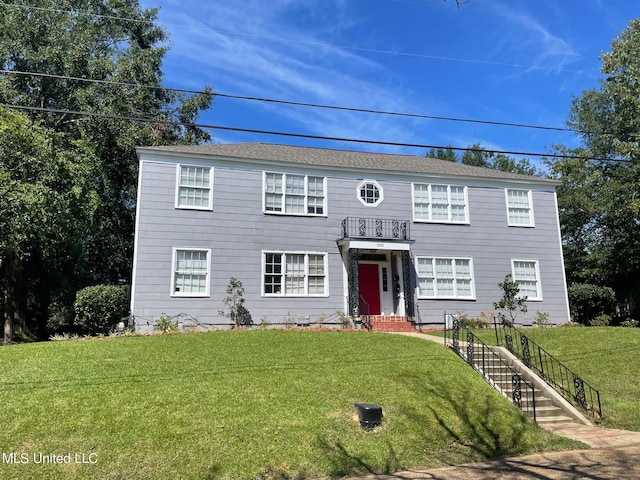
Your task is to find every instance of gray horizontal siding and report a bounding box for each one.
[412,187,567,326]
[131,157,569,331]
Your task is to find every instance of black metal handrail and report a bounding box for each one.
[341,217,411,241]
[359,294,372,330]
[445,314,537,421]
[494,317,602,420]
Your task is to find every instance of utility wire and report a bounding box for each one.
[0,69,581,134]
[0,102,618,162]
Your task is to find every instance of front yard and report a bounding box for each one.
[0,330,580,479]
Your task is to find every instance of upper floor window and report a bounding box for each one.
[413,184,468,223]
[512,259,542,300]
[264,172,326,216]
[416,257,475,299]
[506,189,534,226]
[172,248,210,297]
[263,251,327,296]
[176,165,213,210]
[357,180,383,207]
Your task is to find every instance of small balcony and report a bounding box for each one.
[341,217,411,241]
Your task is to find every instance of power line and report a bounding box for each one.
[0,102,617,162]
[0,69,579,134]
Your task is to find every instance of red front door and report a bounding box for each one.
[358,263,381,315]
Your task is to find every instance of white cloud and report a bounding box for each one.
[146,0,446,152]
[484,2,580,73]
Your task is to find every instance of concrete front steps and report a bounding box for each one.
[367,315,416,332]
[469,347,591,427]
[393,333,594,427]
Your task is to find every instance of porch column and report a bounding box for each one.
[401,251,415,317]
[348,248,361,316]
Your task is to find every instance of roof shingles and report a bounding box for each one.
[138,142,555,184]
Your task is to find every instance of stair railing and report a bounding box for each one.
[359,294,372,330]
[494,317,602,420]
[445,314,537,421]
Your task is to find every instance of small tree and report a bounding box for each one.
[219,278,251,327]
[493,274,528,325]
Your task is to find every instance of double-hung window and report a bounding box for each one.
[506,189,534,226]
[413,184,468,223]
[416,257,475,299]
[172,248,210,297]
[264,172,326,215]
[512,260,542,300]
[263,252,327,296]
[176,165,213,210]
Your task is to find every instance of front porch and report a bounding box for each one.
[338,217,416,331]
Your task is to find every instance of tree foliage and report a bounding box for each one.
[567,283,616,325]
[427,143,541,176]
[555,18,640,315]
[219,278,252,328]
[493,274,528,325]
[0,0,213,341]
[0,108,84,341]
[426,146,458,162]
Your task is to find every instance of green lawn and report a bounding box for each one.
[0,330,580,479]
[447,326,640,431]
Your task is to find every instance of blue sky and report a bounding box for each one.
[140,0,638,166]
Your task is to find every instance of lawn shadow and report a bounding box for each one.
[200,463,222,479]
[325,365,636,480]
[397,369,533,460]
[316,437,400,478]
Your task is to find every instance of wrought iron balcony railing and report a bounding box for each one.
[341,217,411,241]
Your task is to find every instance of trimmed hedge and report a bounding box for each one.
[568,283,616,325]
[74,285,128,335]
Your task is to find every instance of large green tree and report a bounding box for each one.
[557,18,640,314]
[0,108,82,341]
[0,0,212,340]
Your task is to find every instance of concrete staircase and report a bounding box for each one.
[469,346,591,426]
[367,315,416,332]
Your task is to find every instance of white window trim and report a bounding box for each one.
[505,189,535,227]
[511,259,543,301]
[357,179,384,207]
[412,183,470,224]
[262,172,327,217]
[261,250,329,297]
[175,164,214,210]
[415,256,476,300]
[171,248,211,297]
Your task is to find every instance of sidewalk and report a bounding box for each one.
[347,332,640,479]
[348,444,640,480]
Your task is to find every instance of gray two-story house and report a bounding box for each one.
[130,143,570,331]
